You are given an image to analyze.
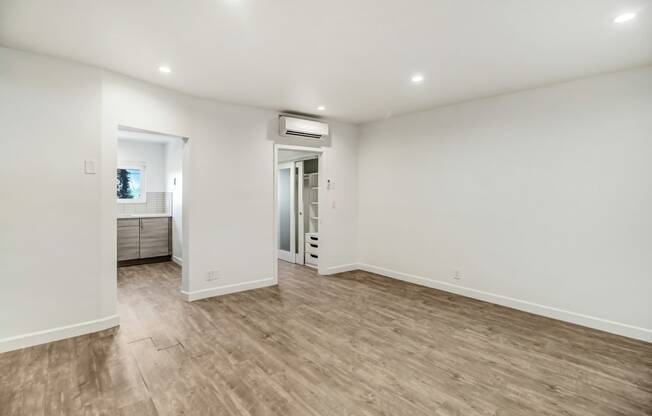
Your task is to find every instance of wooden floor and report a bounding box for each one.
[1,262,650,415]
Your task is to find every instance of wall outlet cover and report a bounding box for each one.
[206,270,220,281]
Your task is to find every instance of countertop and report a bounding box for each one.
[117,213,172,219]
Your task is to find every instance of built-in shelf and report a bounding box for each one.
[304,164,319,242]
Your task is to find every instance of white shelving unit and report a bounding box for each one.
[303,171,319,267]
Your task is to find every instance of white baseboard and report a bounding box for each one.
[172,255,183,266]
[0,314,120,353]
[182,277,276,302]
[357,263,651,343]
[320,263,360,275]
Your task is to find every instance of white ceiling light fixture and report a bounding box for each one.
[158,65,172,74]
[317,105,326,111]
[411,73,424,84]
[614,12,636,24]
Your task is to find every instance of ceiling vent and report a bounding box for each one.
[279,116,329,139]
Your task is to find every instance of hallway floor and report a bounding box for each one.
[1,261,650,415]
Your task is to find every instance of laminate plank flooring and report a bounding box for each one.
[1,261,650,415]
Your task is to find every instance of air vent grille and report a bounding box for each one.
[285,130,322,139]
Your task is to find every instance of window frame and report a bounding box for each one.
[116,162,147,204]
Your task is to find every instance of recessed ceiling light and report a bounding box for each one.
[614,12,636,23]
[158,65,172,74]
[411,74,424,84]
[317,105,326,111]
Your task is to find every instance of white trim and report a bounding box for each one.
[277,250,294,263]
[357,263,652,343]
[321,263,359,275]
[181,277,276,302]
[297,160,305,265]
[0,314,120,353]
[172,255,183,266]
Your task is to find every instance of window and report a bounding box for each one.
[117,164,147,203]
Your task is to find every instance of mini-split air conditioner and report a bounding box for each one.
[279,116,329,139]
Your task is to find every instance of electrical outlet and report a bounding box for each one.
[206,270,220,281]
[453,269,462,280]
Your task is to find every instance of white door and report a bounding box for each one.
[277,162,296,262]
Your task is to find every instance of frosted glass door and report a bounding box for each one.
[277,162,295,262]
[278,167,291,251]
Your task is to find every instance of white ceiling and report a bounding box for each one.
[1,0,650,123]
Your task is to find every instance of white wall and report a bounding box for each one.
[0,46,359,351]
[357,67,652,341]
[0,47,117,351]
[117,139,167,192]
[165,139,184,263]
[103,79,360,300]
[318,122,359,274]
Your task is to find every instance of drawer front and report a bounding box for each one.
[117,218,140,228]
[305,242,319,254]
[117,226,140,260]
[305,253,319,265]
[140,218,171,258]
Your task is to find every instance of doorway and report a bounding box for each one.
[115,127,186,270]
[275,146,322,275]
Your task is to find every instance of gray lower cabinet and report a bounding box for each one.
[140,218,171,258]
[117,217,171,263]
[117,219,140,261]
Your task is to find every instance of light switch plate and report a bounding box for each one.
[84,160,96,174]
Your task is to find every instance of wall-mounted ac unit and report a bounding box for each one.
[279,116,329,139]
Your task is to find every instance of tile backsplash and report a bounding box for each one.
[117,192,171,215]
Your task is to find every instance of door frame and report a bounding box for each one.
[296,160,305,265]
[111,125,190,298]
[273,144,323,284]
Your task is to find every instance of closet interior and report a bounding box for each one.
[303,158,319,267]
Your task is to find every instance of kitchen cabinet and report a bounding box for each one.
[140,218,171,258]
[117,217,171,265]
[117,220,140,261]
